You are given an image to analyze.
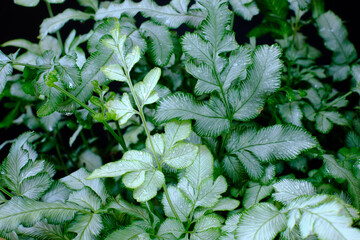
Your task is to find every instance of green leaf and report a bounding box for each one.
[60,168,108,203]
[40,9,91,39]
[68,188,102,211]
[162,186,192,222]
[0,197,80,232]
[146,133,165,156]
[45,0,66,3]
[285,195,360,240]
[272,179,316,205]
[14,0,40,7]
[107,196,150,222]
[134,67,161,105]
[68,214,103,240]
[185,145,213,188]
[322,154,360,208]
[220,213,241,239]
[125,45,140,72]
[122,171,146,189]
[87,150,153,179]
[237,203,287,240]
[0,50,13,94]
[95,0,205,28]
[133,170,165,202]
[162,142,199,169]
[101,64,127,82]
[181,33,213,66]
[232,45,282,121]
[317,11,357,64]
[212,197,240,211]
[243,182,273,209]
[1,132,51,199]
[77,0,98,10]
[1,39,41,55]
[105,224,150,240]
[199,0,232,49]
[139,21,173,67]
[164,119,192,152]
[278,102,303,127]
[226,125,317,179]
[191,214,223,240]
[158,218,185,239]
[315,111,347,134]
[56,55,81,89]
[156,93,230,137]
[105,93,136,124]
[17,220,68,240]
[229,0,259,20]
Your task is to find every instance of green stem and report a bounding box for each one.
[46,1,64,55]
[323,91,353,111]
[11,61,50,70]
[0,186,13,198]
[51,84,128,151]
[117,50,181,222]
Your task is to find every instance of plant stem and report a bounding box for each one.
[51,84,128,151]
[117,51,181,222]
[0,186,13,198]
[323,91,353,110]
[11,61,50,70]
[45,1,64,55]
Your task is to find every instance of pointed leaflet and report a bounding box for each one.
[0,50,13,94]
[0,197,80,232]
[317,11,357,65]
[40,9,91,39]
[272,179,316,205]
[101,64,127,82]
[68,214,103,240]
[232,45,282,121]
[181,33,213,66]
[87,150,153,179]
[315,111,347,134]
[139,21,173,67]
[322,154,360,208]
[107,196,150,223]
[146,133,165,156]
[237,203,286,240]
[95,0,205,28]
[134,67,161,105]
[105,93,136,125]
[198,0,232,49]
[156,92,230,137]
[125,45,140,72]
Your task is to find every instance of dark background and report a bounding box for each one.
[0,0,359,52]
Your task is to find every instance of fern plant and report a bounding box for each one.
[1,0,360,239]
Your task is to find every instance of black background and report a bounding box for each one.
[0,1,359,52]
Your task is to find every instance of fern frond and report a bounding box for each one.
[17,220,68,240]
[232,45,282,121]
[95,0,205,28]
[243,182,274,209]
[0,50,13,94]
[156,92,230,137]
[68,214,103,240]
[226,125,317,179]
[317,11,357,65]
[237,203,287,240]
[0,197,80,232]
[322,154,360,208]
[272,179,316,205]
[139,21,173,67]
